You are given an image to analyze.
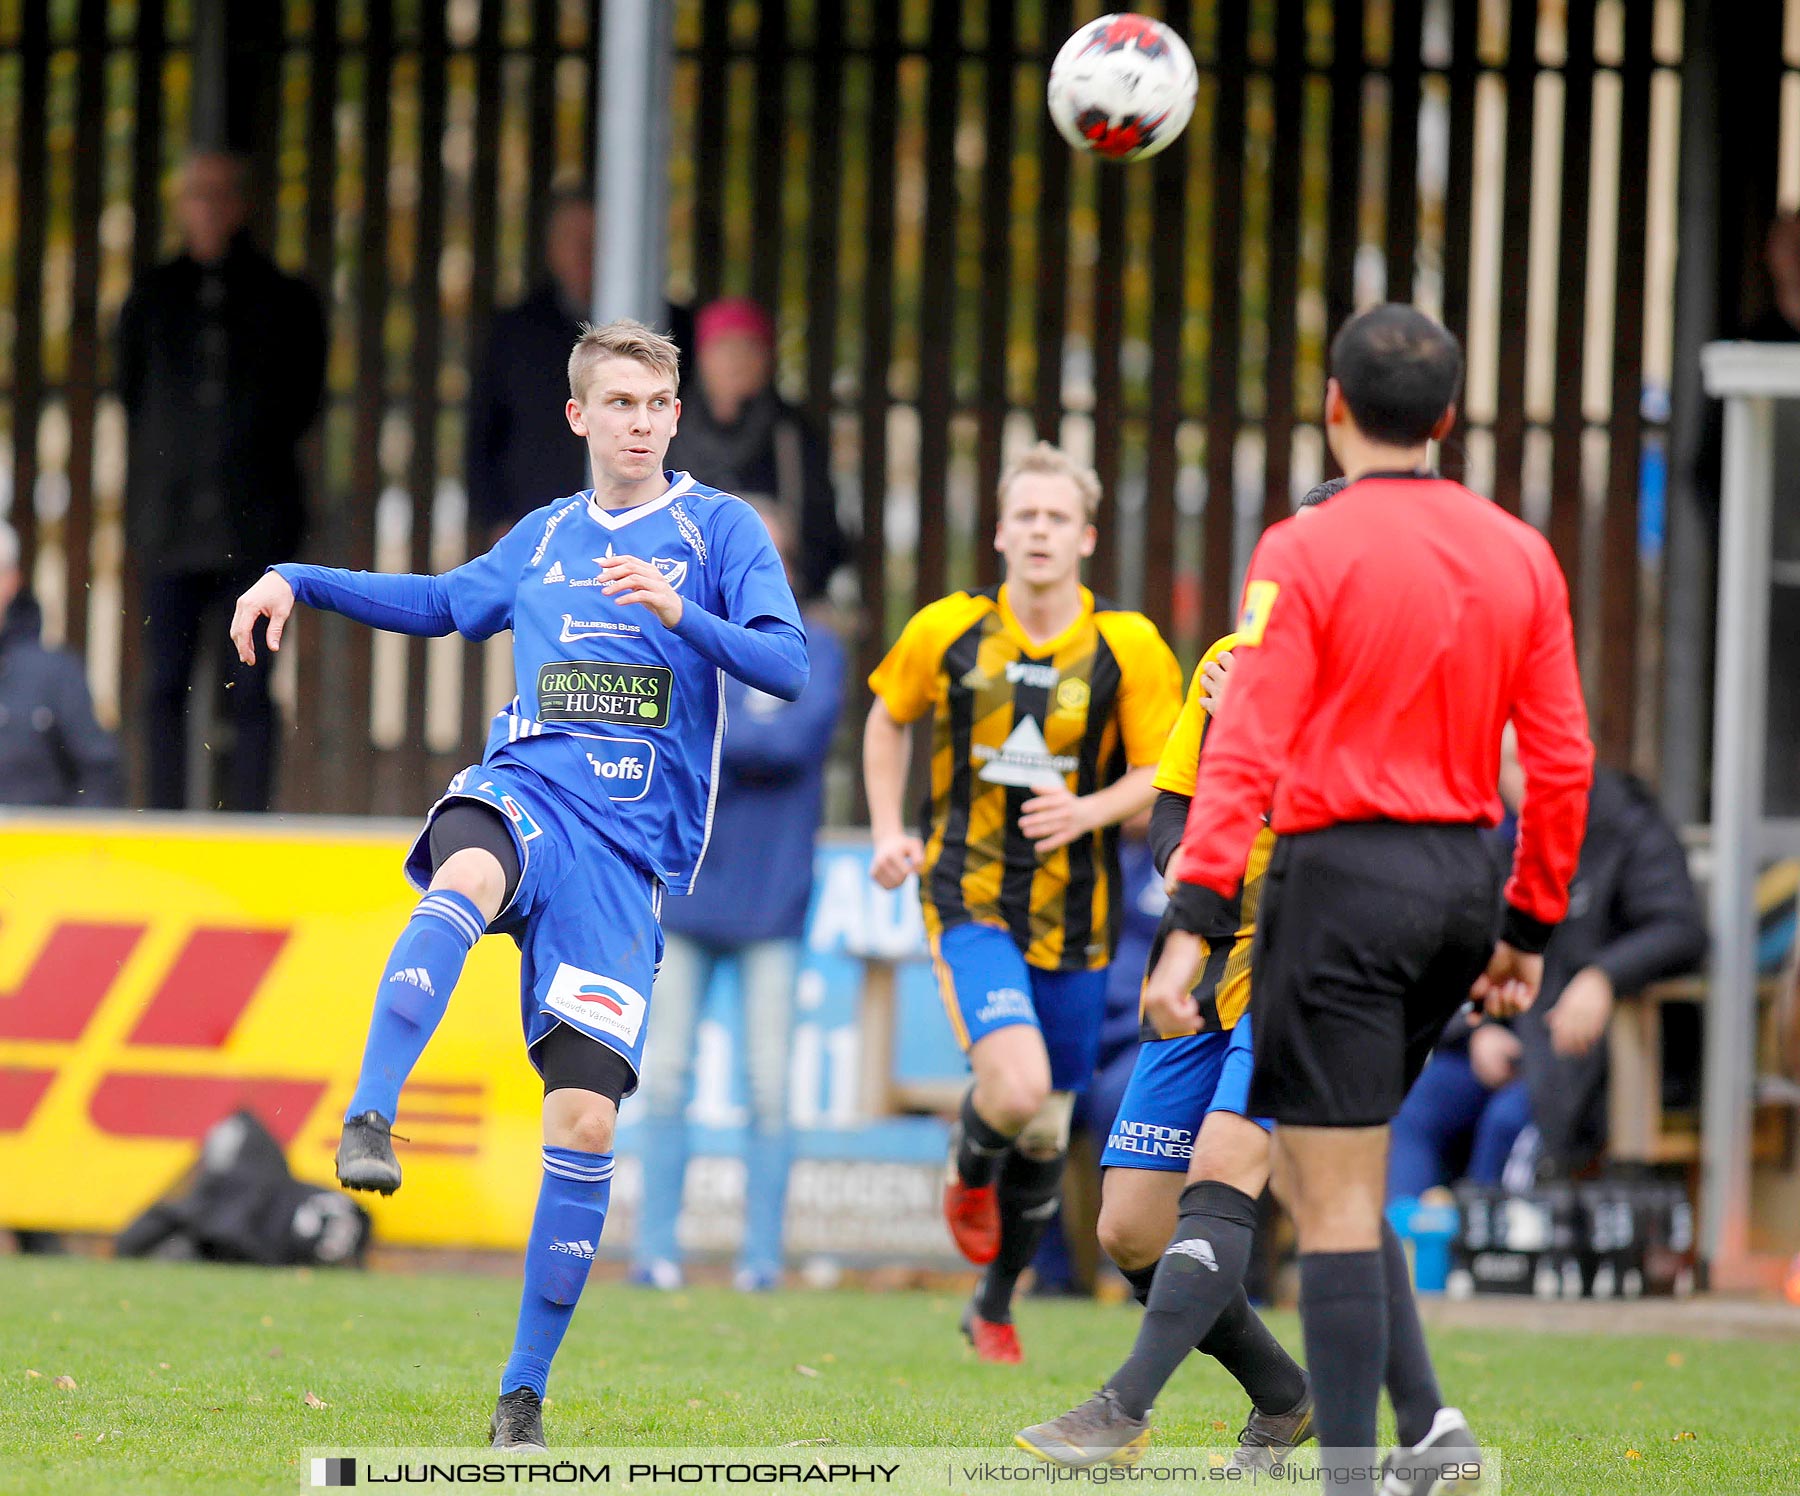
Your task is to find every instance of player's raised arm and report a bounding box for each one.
[630,498,807,699]
[230,516,539,665]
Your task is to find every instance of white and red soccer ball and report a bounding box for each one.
[1047,12,1199,163]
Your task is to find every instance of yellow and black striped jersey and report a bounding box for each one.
[870,583,1182,971]
[1144,631,1277,1034]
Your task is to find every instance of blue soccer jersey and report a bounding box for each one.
[276,472,807,891]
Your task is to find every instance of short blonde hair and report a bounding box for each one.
[997,441,1102,520]
[568,319,682,403]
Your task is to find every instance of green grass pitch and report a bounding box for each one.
[2,1256,1796,1495]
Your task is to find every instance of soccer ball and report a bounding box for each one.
[1046,13,1198,163]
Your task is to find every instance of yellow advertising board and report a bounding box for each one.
[0,815,547,1248]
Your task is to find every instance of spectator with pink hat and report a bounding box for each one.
[666,297,850,601]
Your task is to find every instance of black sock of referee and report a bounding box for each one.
[1381,1219,1443,1448]
[1119,1258,1305,1415]
[1298,1249,1387,1469]
[954,1087,1014,1189]
[973,1147,1065,1323]
[1105,1181,1259,1418]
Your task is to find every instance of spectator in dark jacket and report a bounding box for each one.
[1388,728,1708,1197]
[628,504,845,1292]
[1,518,118,1255]
[0,521,120,808]
[664,298,850,601]
[116,150,326,812]
[466,191,693,541]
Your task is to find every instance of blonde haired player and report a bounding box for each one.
[863,442,1182,1361]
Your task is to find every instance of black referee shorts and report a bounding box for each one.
[1247,821,1501,1128]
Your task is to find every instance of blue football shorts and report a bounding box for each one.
[929,920,1108,1093]
[405,762,664,1095]
[1100,1013,1273,1173]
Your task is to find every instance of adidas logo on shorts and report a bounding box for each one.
[389,967,436,996]
[549,1239,595,1259]
[1165,1237,1219,1272]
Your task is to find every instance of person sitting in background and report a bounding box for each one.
[664,298,849,601]
[0,519,121,810]
[466,190,694,545]
[628,504,845,1291]
[1387,727,1707,1198]
[1,516,120,1255]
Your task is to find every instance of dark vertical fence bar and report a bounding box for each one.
[1490,0,1537,514]
[1203,2,1247,642]
[63,0,107,654]
[525,0,558,272]
[803,0,844,431]
[1385,0,1422,304]
[11,0,49,582]
[1601,0,1654,767]
[396,0,448,809]
[973,0,1016,586]
[1032,0,1074,443]
[1142,0,1190,634]
[1325,0,1364,347]
[1437,0,1478,482]
[1089,165,1125,590]
[913,0,961,605]
[1263,0,1305,529]
[857,5,900,683]
[343,2,396,814]
[749,0,787,314]
[291,0,339,814]
[691,0,730,308]
[460,0,504,758]
[1549,0,1596,608]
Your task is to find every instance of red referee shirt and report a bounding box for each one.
[1172,473,1593,950]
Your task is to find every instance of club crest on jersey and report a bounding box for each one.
[652,556,689,591]
[975,716,1078,788]
[544,962,647,1046]
[670,501,707,563]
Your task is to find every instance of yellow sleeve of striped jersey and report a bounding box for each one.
[1153,632,1242,797]
[1094,610,1184,767]
[867,592,987,724]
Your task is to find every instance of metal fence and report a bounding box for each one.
[0,0,1710,814]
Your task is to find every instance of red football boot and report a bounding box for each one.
[943,1178,1001,1265]
[961,1302,1024,1364]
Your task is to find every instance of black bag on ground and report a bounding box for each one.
[116,1108,370,1267]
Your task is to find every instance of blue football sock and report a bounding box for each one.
[344,889,486,1123]
[502,1146,615,1398]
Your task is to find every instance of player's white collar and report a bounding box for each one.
[585,472,695,530]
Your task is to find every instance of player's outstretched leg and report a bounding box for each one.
[493,1077,618,1450]
[337,885,489,1194]
[1021,1107,1311,1471]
